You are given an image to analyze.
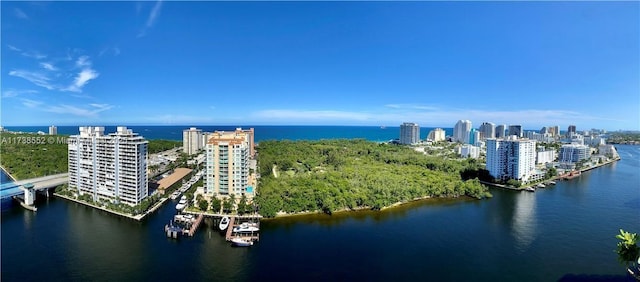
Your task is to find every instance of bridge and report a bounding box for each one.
[0,173,69,206]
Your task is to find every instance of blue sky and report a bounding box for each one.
[2,2,638,130]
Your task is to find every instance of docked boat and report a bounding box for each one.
[170,191,180,200]
[230,238,253,247]
[233,222,259,233]
[525,187,535,192]
[548,181,556,185]
[536,183,546,188]
[219,216,230,231]
[175,197,188,210]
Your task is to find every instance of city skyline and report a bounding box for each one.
[1,2,638,130]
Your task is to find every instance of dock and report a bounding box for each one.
[185,214,204,237]
[225,217,260,242]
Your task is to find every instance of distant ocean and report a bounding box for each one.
[3,126,454,142]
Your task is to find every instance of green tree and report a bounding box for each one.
[237,194,248,215]
[198,199,209,211]
[211,198,222,213]
[615,229,640,267]
[222,198,233,213]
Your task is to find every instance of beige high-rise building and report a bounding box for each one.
[427,128,446,142]
[49,125,57,135]
[183,127,203,155]
[205,128,255,196]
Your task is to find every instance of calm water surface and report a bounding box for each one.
[1,145,639,281]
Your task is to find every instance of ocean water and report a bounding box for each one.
[3,125,453,142]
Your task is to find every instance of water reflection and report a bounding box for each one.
[511,191,537,252]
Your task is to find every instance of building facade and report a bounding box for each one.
[454,120,472,144]
[568,125,577,135]
[68,126,148,206]
[536,150,556,165]
[427,128,446,142]
[479,122,495,140]
[486,137,536,183]
[400,122,420,145]
[559,144,590,163]
[183,127,203,155]
[49,125,57,135]
[496,124,507,138]
[508,125,523,138]
[205,128,254,196]
[460,144,480,159]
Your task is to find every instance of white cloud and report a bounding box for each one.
[21,98,43,108]
[3,89,38,98]
[14,8,28,20]
[7,45,22,52]
[40,62,58,71]
[45,103,113,118]
[9,70,54,90]
[75,56,91,67]
[21,51,47,59]
[65,69,99,92]
[138,0,163,37]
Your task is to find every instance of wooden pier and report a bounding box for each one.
[185,214,204,237]
[224,217,260,242]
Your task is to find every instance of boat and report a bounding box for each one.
[230,238,253,247]
[548,181,556,185]
[233,222,259,233]
[536,183,546,188]
[219,216,230,231]
[170,191,180,200]
[525,187,535,192]
[175,197,188,210]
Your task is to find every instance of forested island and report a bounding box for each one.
[254,139,491,218]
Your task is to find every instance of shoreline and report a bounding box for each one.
[53,193,170,221]
[481,157,621,191]
[265,195,469,220]
[1,165,18,182]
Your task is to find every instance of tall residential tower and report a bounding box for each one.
[68,126,148,206]
[399,122,420,145]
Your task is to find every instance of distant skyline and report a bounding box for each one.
[1,2,638,130]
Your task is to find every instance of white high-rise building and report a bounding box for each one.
[183,127,203,155]
[399,122,420,145]
[454,120,472,144]
[205,128,255,196]
[427,128,446,142]
[559,144,590,163]
[479,122,495,140]
[49,125,57,135]
[68,126,148,206]
[486,136,536,183]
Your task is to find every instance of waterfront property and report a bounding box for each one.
[486,136,537,183]
[68,126,149,206]
[204,128,256,197]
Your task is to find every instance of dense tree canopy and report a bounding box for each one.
[255,139,491,217]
